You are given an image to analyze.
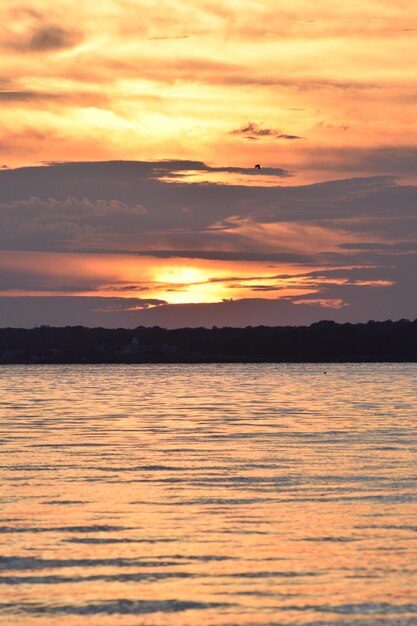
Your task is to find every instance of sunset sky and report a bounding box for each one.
[1,0,416,327]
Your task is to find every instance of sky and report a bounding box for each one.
[1,0,416,327]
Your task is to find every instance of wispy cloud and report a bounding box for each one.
[17,24,82,52]
[0,1,415,178]
[230,122,302,141]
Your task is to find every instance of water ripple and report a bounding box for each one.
[0,363,416,625]
[0,599,231,615]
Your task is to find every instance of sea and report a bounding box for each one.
[0,363,416,626]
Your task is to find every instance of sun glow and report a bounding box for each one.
[151,265,229,303]
[155,266,208,285]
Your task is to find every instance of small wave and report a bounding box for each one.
[0,599,231,616]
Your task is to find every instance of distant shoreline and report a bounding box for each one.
[2,358,417,364]
[1,320,416,364]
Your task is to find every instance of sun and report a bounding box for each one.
[156,266,208,285]
[152,265,229,304]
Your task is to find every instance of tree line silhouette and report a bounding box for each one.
[0,319,416,363]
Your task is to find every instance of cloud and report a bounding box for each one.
[0,160,415,323]
[113,250,313,263]
[0,296,344,329]
[73,55,244,86]
[0,262,154,295]
[144,35,190,41]
[34,159,290,181]
[105,284,150,292]
[0,160,295,253]
[28,25,80,51]
[230,122,302,141]
[0,90,61,102]
[339,242,417,251]
[158,161,290,178]
[94,298,166,311]
[0,196,149,251]
[276,134,302,140]
[215,75,380,91]
[7,24,82,53]
[296,146,417,180]
[0,283,414,328]
[294,298,347,309]
[0,0,416,187]
[0,297,167,328]
[0,161,415,263]
[316,121,350,131]
[0,90,109,108]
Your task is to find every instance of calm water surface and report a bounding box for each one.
[0,363,416,626]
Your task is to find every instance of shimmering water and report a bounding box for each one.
[0,363,416,626]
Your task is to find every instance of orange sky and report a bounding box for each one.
[0,1,416,326]
[2,1,417,181]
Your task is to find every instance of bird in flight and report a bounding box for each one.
[254,164,261,169]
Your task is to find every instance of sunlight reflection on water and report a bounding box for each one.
[0,363,416,625]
